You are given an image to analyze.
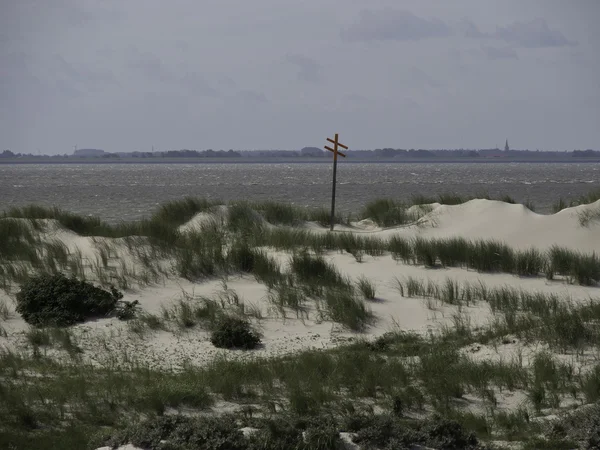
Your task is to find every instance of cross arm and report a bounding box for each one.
[326,138,348,150]
[324,145,346,157]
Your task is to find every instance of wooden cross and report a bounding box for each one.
[324,133,348,231]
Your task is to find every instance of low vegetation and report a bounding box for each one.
[15,273,123,326]
[552,188,600,213]
[210,316,262,350]
[1,194,600,448]
[3,302,600,448]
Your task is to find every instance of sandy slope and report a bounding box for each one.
[338,199,600,253]
[1,200,600,449]
[1,200,598,369]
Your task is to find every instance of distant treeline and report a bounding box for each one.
[1,148,600,159]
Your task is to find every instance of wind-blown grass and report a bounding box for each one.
[553,189,600,213]
[356,276,376,300]
[150,197,218,227]
[2,197,599,295]
[360,199,414,227]
[2,289,600,449]
[578,204,600,227]
[290,251,346,288]
[398,275,600,352]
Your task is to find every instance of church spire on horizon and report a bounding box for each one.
[505,139,509,152]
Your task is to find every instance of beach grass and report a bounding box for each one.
[2,291,600,448]
[2,194,600,448]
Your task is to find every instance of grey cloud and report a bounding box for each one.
[481,46,518,60]
[407,67,443,89]
[126,49,218,96]
[285,54,322,83]
[174,40,191,53]
[457,18,486,38]
[54,55,117,85]
[342,9,451,42]
[216,75,237,90]
[235,90,268,105]
[54,79,84,99]
[2,51,30,73]
[127,51,173,83]
[494,19,575,48]
[339,94,373,110]
[179,72,219,96]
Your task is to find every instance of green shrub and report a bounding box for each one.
[210,316,261,349]
[116,300,140,321]
[15,273,122,326]
[352,414,481,449]
[100,415,246,450]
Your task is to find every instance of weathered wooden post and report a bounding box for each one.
[324,133,348,231]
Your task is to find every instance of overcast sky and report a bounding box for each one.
[1,0,599,153]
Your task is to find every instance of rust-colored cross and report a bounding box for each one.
[324,133,348,231]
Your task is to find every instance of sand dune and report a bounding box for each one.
[344,199,600,253]
[2,200,598,368]
[2,199,599,449]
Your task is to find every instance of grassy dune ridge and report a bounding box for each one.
[1,195,600,449]
[3,195,598,291]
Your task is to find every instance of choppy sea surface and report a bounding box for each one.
[1,162,598,222]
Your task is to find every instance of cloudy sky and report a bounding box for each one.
[1,0,599,153]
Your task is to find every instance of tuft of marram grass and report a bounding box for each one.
[290,251,345,288]
[250,200,306,226]
[321,287,373,331]
[360,199,413,227]
[356,276,376,300]
[150,197,218,228]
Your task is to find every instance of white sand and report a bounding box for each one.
[348,199,600,253]
[2,200,599,369]
[2,200,600,449]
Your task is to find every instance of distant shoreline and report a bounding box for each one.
[2,157,600,165]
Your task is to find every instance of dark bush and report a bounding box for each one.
[352,414,483,450]
[423,416,480,449]
[246,419,305,450]
[116,300,140,321]
[98,415,246,450]
[15,273,122,326]
[210,316,261,349]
